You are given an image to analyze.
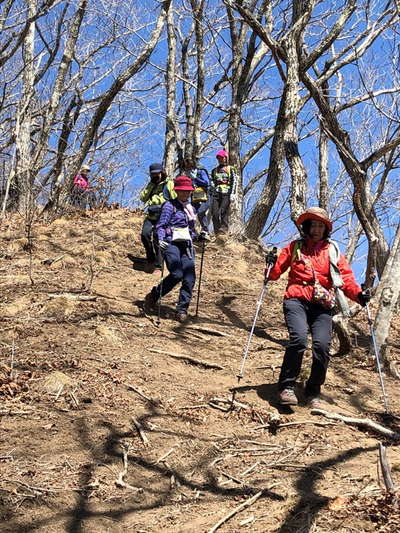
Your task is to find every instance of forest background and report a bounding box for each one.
[1,0,400,366]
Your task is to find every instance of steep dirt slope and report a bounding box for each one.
[0,209,399,533]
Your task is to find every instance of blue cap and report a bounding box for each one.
[149,163,164,174]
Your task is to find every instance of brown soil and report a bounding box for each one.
[0,209,399,533]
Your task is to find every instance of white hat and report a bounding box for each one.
[81,164,90,171]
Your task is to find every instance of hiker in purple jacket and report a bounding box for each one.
[144,175,202,323]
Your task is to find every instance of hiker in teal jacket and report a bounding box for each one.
[140,163,175,273]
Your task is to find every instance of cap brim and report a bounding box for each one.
[296,213,332,232]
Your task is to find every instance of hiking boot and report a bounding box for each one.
[279,388,298,406]
[143,262,155,273]
[143,292,158,313]
[308,396,325,410]
[175,311,188,323]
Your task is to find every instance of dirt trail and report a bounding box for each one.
[0,209,399,532]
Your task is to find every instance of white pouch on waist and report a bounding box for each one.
[172,226,191,242]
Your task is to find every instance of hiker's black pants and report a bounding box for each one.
[211,192,230,233]
[71,187,87,209]
[141,218,162,269]
[278,298,332,396]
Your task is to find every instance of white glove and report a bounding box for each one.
[159,240,169,251]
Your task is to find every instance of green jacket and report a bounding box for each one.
[140,179,176,220]
[211,165,237,194]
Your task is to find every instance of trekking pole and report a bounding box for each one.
[230,248,277,408]
[195,238,206,317]
[156,259,165,327]
[364,298,390,413]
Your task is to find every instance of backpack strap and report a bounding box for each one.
[291,239,303,263]
[327,239,351,317]
[162,181,172,201]
[291,238,351,317]
[327,239,343,288]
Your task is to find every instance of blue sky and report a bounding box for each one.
[2,0,398,282]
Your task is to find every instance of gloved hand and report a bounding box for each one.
[159,240,169,251]
[265,247,278,266]
[197,231,208,242]
[358,289,371,307]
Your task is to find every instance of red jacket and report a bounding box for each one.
[268,238,361,303]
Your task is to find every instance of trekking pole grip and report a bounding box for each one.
[264,246,277,283]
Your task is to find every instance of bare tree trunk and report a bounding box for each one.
[16,0,36,214]
[225,4,246,236]
[1,147,16,216]
[244,93,286,239]
[181,29,194,162]
[283,31,307,221]
[46,0,171,212]
[31,0,87,178]
[190,0,205,161]
[229,0,394,278]
[164,1,177,176]
[345,220,363,262]
[301,70,390,281]
[318,127,328,210]
[373,223,400,373]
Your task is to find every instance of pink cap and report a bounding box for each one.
[216,150,228,158]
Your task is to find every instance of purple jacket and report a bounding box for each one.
[156,199,196,243]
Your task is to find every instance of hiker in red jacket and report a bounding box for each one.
[266,207,370,408]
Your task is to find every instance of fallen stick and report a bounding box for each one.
[155,447,175,464]
[220,470,243,484]
[42,254,65,266]
[4,479,64,493]
[132,417,149,445]
[0,409,33,416]
[177,404,209,410]
[148,348,224,370]
[253,420,336,430]
[209,402,230,412]
[379,443,396,492]
[312,409,400,439]
[209,397,250,410]
[242,440,282,448]
[115,445,142,492]
[54,385,64,401]
[208,490,263,533]
[126,384,161,406]
[70,391,79,407]
[185,325,230,337]
[240,462,260,476]
[48,292,97,301]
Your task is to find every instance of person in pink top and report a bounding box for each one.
[72,164,90,208]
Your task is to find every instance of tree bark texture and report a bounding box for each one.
[282,30,307,222]
[190,0,205,161]
[373,223,400,367]
[164,1,177,176]
[15,0,36,213]
[244,92,286,239]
